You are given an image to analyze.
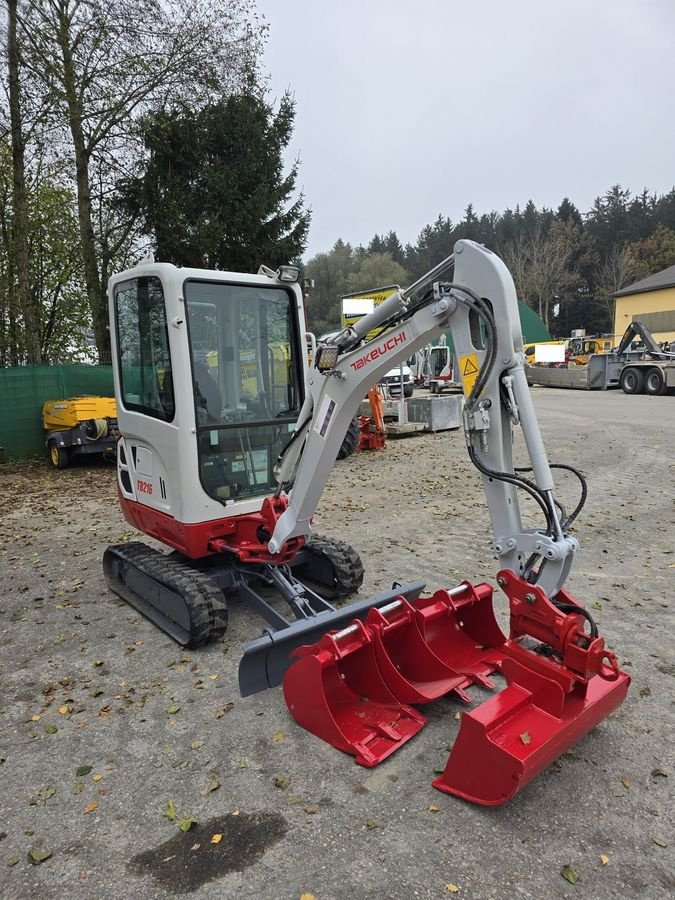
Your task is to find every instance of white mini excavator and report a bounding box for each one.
[104,241,629,805]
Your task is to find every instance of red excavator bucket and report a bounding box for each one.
[433,654,630,805]
[412,583,507,690]
[283,618,426,767]
[283,572,630,803]
[364,598,485,704]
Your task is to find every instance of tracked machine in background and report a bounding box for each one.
[104,241,629,806]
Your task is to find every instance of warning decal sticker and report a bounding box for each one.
[459,353,480,396]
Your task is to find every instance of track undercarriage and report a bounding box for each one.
[103,535,424,694]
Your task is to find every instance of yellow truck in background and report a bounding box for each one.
[42,396,118,468]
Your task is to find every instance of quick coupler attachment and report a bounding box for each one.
[433,570,630,805]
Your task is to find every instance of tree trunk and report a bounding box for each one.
[7,0,42,364]
[56,9,110,361]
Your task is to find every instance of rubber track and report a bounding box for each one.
[104,542,228,648]
[336,417,360,460]
[300,535,365,600]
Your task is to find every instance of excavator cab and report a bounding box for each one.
[110,263,308,549]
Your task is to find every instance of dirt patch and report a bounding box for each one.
[129,811,287,893]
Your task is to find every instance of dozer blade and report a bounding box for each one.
[283,619,426,767]
[433,655,630,806]
[238,581,426,696]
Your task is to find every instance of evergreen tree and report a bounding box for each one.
[120,91,310,273]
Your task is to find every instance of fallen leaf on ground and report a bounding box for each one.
[304,806,318,815]
[365,820,379,830]
[44,724,58,735]
[215,703,234,718]
[560,865,579,884]
[211,834,223,844]
[191,740,204,751]
[428,804,439,813]
[621,778,631,789]
[27,849,52,865]
[166,705,181,715]
[163,799,177,821]
[76,765,92,777]
[272,731,285,742]
[275,776,290,790]
[84,801,98,814]
[445,884,460,893]
[599,855,609,865]
[201,776,220,796]
[178,817,197,832]
[652,837,667,848]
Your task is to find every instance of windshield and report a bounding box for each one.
[184,279,303,503]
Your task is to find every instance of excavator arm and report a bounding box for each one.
[270,240,576,598]
[272,240,630,804]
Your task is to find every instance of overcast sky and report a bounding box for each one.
[256,0,675,260]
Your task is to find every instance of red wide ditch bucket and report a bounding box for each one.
[283,618,426,767]
[433,654,631,805]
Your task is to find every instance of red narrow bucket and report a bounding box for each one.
[364,598,474,704]
[413,583,507,687]
[433,655,631,805]
[283,619,426,767]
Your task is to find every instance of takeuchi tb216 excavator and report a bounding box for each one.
[104,240,629,806]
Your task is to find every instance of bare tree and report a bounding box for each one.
[596,243,637,329]
[503,223,577,329]
[6,0,42,362]
[17,0,262,359]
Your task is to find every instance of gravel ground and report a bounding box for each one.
[0,387,673,900]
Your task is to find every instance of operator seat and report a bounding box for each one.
[193,362,222,421]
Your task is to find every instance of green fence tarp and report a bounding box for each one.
[0,365,114,459]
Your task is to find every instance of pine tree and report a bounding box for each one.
[120,91,310,273]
